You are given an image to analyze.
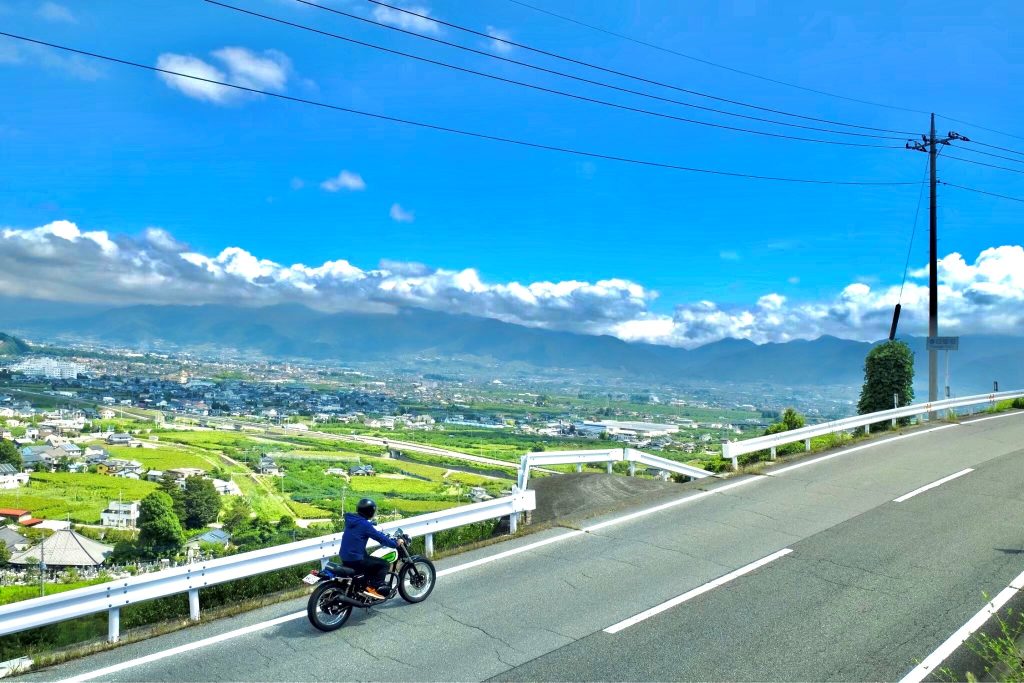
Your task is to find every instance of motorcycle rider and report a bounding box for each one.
[340,498,404,601]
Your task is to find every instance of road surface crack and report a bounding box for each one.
[443,611,524,654]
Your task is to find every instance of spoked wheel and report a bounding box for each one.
[307,582,353,631]
[398,558,436,603]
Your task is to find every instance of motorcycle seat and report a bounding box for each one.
[324,562,356,577]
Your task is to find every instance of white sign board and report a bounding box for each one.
[927,336,959,351]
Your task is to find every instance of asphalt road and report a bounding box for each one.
[18,411,1024,682]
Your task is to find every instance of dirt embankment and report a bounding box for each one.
[528,472,705,527]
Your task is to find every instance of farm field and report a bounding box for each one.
[104,444,217,471]
[0,473,158,523]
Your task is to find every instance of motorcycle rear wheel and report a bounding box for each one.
[398,558,436,603]
[307,582,353,631]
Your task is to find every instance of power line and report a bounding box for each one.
[937,115,1024,144]
[961,139,1024,159]
[281,0,909,142]
[940,182,1024,203]
[502,0,930,117]
[361,0,919,136]
[0,31,925,186]
[898,156,931,301]
[208,1,904,149]
[943,154,1024,176]
[949,145,1024,166]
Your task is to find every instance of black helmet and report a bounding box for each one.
[356,498,377,519]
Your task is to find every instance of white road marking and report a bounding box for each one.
[59,612,306,682]
[899,568,1024,683]
[893,468,974,503]
[963,410,1024,424]
[767,424,960,476]
[56,420,971,681]
[603,548,793,634]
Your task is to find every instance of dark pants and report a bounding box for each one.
[343,555,389,591]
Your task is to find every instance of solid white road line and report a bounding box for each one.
[57,419,967,681]
[963,410,1024,424]
[900,568,1024,683]
[893,468,974,503]
[767,424,960,476]
[59,612,306,682]
[603,548,793,635]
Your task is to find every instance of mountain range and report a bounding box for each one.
[1,300,1021,392]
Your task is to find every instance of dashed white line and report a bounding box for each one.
[893,468,974,503]
[900,568,1024,683]
[603,548,793,634]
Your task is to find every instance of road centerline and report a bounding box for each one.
[893,468,974,503]
[603,548,793,635]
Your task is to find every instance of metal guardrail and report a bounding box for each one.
[516,448,714,490]
[720,390,1024,470]
[0,491,535,643]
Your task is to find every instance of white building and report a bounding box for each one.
[584,420,681,439]
[101,500,140,528]
[10,357,86,380]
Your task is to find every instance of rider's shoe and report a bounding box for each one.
[362,586,387,601]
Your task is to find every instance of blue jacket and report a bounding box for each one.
[340,512,397,562]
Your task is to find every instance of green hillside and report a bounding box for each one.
[0,332,29,357]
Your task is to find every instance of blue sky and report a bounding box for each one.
[1,0,1021,346]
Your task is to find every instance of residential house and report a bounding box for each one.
[106,433,132,446]
[99,408,117,420]
[8,529,113,568]
[44,434,67,448]
[1,430,11,440]
[24,427,39,440]
[84,445,110,463]
[0,508,31,524]
[211,478,242,496]
[100,500,140,528]
[58,442,83,458]
[0,464,29,488]
[258,456,280,475]
[186,528,231,552]
[167,467,206,481]
[0,526,29,553]
[146,469,165,483]
[99,459,144,477]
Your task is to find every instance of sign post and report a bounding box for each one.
[927,337,959,409]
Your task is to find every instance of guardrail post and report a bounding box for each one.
[188,588,200,621]
[575,463,583,473]
[508,512,518,535]
[721,439,738,471]
[628,461,635,476]
[423,533,434,558]
[804,438,811,452]
[606,461,613,474]
[769,446,776,461]
[107,607,120,643]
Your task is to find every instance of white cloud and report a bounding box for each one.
[1,43,103,79]
[787,276,800,285]
[485,26,513,53]
[1,220,1021,348]
[290,177,305,190]
[719,250,740,261]
[37,2,75,23]
[320,171,366,192]
[389,203,415,222]
[371,4,441,35]
[156,47,291,105]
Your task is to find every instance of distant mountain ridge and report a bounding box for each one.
[4,301,1022,392]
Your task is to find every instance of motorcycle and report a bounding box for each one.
[304,529,436,631]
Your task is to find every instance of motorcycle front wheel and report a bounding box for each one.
[398,557,436,603]
[307,582,353,631]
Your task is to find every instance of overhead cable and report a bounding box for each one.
[360,0,919,135]
[0,31,925,186]
[940,182,1024,203]
[279,0,909,141]
[500,0,930,116]
[943,155,1024,176]
[207,1,904,149]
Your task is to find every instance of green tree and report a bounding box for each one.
[0,542,10,564]
[858,340,915,423]
[159,472,186,521]
[222,497,252,533]
[0,439,21,469]
[182,477,221,529]
[137,491,185,558]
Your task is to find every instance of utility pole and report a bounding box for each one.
[906,114,967,418]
